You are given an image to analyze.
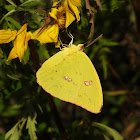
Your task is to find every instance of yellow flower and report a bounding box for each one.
[0,29,17,44]
[31,6,65,45]
[0,24,31,61]
[7,24,31,62]
[31,0,81,45]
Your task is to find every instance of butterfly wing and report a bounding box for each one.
[73,51,103,113]
[36,48,103,113]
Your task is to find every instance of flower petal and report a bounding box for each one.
[71,0,81,7]
[66,0,80,21]
[49,8,58,20]
[63,0,80,27]
[0,29,17,44]
[15,24,27,61]
[52,1,60,7]
[24,32,31,51]
[65,10,75,28]
[32,24,59,44]
[8,24,30,62]
[7,46,18,61]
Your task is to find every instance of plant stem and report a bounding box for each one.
[29,41,68,140]
[131,0,140,55]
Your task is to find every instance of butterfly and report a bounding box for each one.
[36,38,103,113]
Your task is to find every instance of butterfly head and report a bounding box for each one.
[77,44,84,51]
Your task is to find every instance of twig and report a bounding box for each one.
[131,0,140,55]
[107,61,127,89]
[85,0,95,41]
[29,40,68,140]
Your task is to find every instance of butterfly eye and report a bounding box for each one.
[68,78,72,82]
[64,76,68,80]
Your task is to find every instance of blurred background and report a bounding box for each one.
[0,0,140,139]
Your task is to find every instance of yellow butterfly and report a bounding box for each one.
[36,42,103,113]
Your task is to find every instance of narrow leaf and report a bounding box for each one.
[99,38,119,47]
[26,113,37,140]
[4,5,15,11]
[93,122,123,140]
[22,47,30,64]
[5,122,20,140]
[0,9,15,24]
[6,0,17,7]
[20,0,45,7]
[100,55,108,79]
[6,17,21,29]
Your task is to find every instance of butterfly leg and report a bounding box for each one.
[68,32,74,46]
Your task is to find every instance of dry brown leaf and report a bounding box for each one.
[85,0,95,40]
[94,0,102,11]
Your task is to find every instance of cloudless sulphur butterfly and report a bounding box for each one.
[36,44,103,113]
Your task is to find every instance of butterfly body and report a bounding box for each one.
[37,44,103,113]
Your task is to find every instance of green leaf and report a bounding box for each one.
[77,12,88,30]
[20,0,45,7]
[88,45,100,59]
[110,1,125,12]
[6,0,17,7]
[4,5,15,11]
[26,113,37,140]
[0,9,16,24]
[2,104,21,117]
[0,0,5,6]
[101,47,111,53]
[5,19,15,30]
[5,17,21,29]
[93,122,123,140]
[7,73,22,80]
[5,122,20,140]
[100,55,108,79]
[99,38,119,47]
[38,44,50,61]
[0,134,5,140]
[22,47,30,64]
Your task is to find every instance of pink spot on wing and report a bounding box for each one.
[84,80,92,86]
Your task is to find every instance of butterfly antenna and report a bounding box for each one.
[85,34,103,48]
[68,32,74,46]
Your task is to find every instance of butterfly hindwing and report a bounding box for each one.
[74,52,103,113]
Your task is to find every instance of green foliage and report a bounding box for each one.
[70,120,123,140]
[102,0,125,12]
[20,0,45,7]
[22,47,30,64]
[5,114,37,140]
[86,38,119,79]
[26,114,37,140]
[5,121,21,140]
[93,122,123,140]
[0,0,140,139]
